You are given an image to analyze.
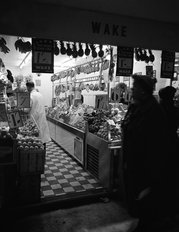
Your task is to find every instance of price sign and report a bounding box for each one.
[95,95,108,110]
[17,92,30,108]
[161,51,175,79]
[0,103,8,122]
[116,46,134,76]
[110,88,120,103]
[7,110,23,128]
[32,38,54,73]
[146,65,153,77]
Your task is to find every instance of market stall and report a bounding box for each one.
[0,71,46,207]
[45,47,129,194]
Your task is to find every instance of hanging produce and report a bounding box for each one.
[109,47,115,81]
[72,43,78,58]
[78,43,84,57]
[0,37,10,54]
[148,49,155,62]
[14,38,32,53]
[66,43,73,56]
[60,41,67,55]
[54,41,60,55]
[85,43,90,56]
[98,45,104,58]
[90,44,97,58]
[144,50,149,63]
[134,47,155,63]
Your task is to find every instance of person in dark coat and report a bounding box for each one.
[158,86,179,221]
[121,74,169,231]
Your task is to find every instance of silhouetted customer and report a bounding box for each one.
[121,75,169,231]
[158,86,179,221]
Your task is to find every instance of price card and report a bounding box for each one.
[95,95,108,110]
[0,103,8,122]
[161,51,175,79]
[32,38,54,73]
[110,88,120,103]
[7,110,23,128]
[116,46,134,76]
[17,92,30,108]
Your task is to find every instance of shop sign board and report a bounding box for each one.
[17,92,30,108]
[161,51,175,79]
[32,38,54,73]
[0,103,8,122]
[95,94,108,110]
[116,46,134,76]
[7,110,23,129]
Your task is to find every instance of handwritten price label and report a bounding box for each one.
[95,95,108,110]
[110,88,120,103]
[17,92,30,108]
[7,111,23,128]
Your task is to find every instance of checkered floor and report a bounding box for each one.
[41,141,104,199]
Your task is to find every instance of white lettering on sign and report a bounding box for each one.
[34,52,52,64]
[118,58,133,69]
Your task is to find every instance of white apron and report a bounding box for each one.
[30,90,51,144]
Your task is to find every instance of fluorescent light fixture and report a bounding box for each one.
[19,52,32,69]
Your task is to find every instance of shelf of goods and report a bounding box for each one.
[47,116,85,165]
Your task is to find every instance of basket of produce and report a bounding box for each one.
[16,136,45,175]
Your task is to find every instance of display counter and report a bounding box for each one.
[85,131,125,196]
[47,116,85,165]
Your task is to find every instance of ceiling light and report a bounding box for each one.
[19,51,31,69]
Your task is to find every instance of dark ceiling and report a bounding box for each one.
[35,0,179,24]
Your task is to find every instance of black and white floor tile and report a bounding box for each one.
[41,141,104,198]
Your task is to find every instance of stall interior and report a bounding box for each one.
[0,34,179,208]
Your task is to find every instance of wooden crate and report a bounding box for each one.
[17,174,41,205]
[0,163,17,208]
[17,149,45,175]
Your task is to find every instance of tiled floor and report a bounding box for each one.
[41,141,104,198]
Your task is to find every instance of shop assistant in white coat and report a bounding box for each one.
[26,81,51,150]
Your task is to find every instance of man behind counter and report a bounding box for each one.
[26,81,51,151]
